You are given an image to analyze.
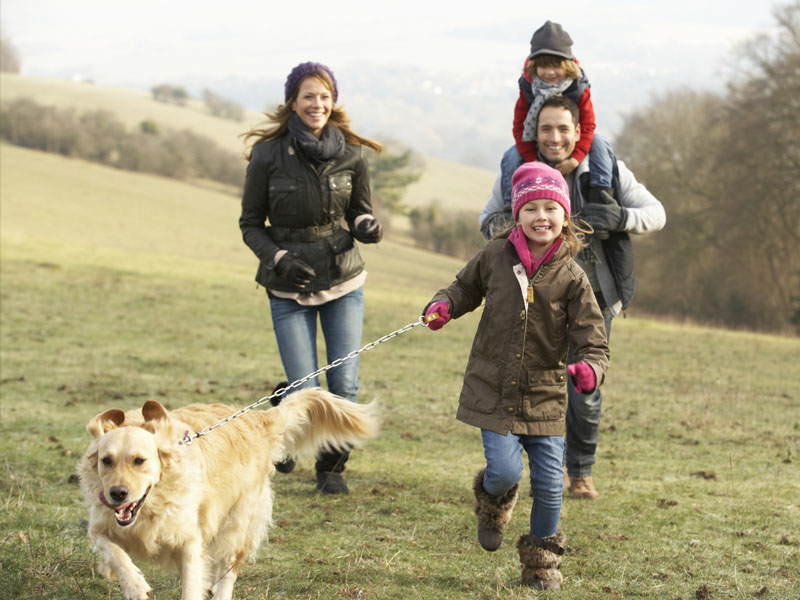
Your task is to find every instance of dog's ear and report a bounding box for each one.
[142,400,184,469]
[86,409,125,439]
[142,400,173,437]
[142,400,169,423]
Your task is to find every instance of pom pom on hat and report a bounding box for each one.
[284,61,339,103]
[511,162,571,220]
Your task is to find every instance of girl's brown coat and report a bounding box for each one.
[432,239,609,436]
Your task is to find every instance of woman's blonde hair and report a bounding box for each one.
[526,54,580,81]
[242,71,382,159]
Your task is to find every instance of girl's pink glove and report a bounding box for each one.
[567,361,596,394]
[424,301,451,331]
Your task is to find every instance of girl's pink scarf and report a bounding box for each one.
[508,226,563,277]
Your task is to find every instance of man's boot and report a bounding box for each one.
[517,530,566,590]
[473,467,519,551]
[568,475,599,500]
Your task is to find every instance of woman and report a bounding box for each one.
[239,62,383,494]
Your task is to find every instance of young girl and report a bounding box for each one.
[502,20,615,207]
[423,162,609,590]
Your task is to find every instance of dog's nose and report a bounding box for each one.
[109,486,129,503]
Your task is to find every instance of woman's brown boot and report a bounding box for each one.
[473,467,519,551]
[517,530,566,590]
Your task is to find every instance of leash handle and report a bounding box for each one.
[424,311,440,323]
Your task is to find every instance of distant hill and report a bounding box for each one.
[0,73,495,214]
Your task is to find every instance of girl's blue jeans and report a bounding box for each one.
[269,287,364,472]
[481,429,564,538]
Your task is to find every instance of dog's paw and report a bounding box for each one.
[120,570,151,600]
[122,583,152,600]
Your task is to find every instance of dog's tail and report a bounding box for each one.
[273,388,379,457]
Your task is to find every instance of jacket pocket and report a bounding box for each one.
[268,177,301,216]
[325,227,354,255]
[520,368,567,421]
[459,353,502,414]
[325,228,358,280]
[328,173,353,212]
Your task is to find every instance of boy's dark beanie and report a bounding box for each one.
[529,21,574,60]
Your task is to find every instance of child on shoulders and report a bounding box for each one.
[502,21,615,206]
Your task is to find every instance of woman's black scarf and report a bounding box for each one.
[288,112,345,163]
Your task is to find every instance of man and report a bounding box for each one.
[479,95,666,499]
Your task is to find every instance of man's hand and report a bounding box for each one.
[580,203,627,235]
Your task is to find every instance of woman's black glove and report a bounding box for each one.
[353,217,383,244]
[274,253,316,287]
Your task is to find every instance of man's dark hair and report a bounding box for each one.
[540,95,580,127]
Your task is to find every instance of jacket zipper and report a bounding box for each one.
[517,263,546,413]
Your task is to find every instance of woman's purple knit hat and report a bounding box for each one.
[284,61,339,103]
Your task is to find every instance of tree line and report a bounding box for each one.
[613,2,799,333]
[0,98,245,186]
[0,98,423,219]
[151,84,245,122]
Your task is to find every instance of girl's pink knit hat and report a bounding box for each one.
[511,162,571,220]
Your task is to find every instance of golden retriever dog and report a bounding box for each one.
[78,388,378,600]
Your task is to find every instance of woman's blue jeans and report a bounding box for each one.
[481,430,564,538]
[269,287,364,472]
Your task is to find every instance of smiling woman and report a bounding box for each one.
[238,62,384,496]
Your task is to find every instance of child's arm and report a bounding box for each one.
[572,87,597,164]
[512,92,540,163]
[423,249,489,330]
[566,272,609,385]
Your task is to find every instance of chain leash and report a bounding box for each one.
[181,316,430,445]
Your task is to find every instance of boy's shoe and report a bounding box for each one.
[567,475,599,500]
[316,471,349,495]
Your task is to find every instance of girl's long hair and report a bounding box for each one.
[242,71,382,159]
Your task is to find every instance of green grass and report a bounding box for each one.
[1,142,799,600]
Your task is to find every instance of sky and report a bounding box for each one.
[0,0,784,165]
[2,0,780,89]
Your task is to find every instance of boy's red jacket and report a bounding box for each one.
[513,57,596,164]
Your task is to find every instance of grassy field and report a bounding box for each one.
[1,141,799,600]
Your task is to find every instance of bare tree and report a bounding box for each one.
[614,1,800,332]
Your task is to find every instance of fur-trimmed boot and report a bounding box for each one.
[517,531,566,590]
[473,468,519,551]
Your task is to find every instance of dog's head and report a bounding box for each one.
[82,400,179,527]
